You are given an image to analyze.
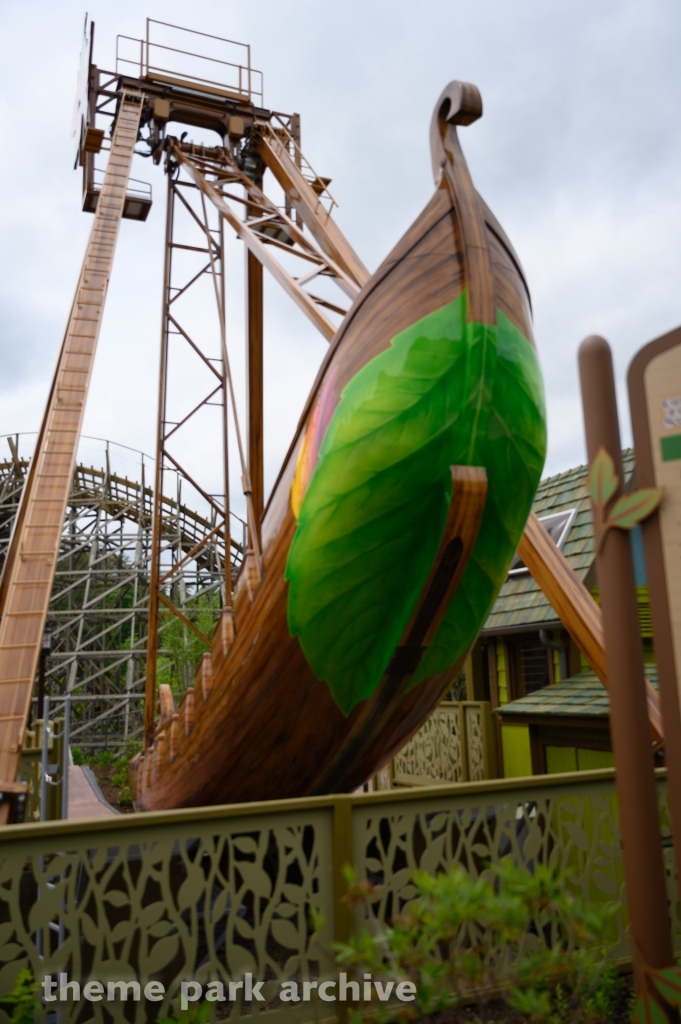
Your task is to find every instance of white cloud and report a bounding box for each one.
[0,0,679,494]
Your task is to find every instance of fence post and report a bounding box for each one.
[332,795,355,1023]
[331,796,355,944]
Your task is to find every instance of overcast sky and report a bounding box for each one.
[1,0,680,516]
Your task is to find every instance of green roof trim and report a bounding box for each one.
[496,664,658,719]
[483,449,635,631]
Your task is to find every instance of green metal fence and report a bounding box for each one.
[0,769,676,1023]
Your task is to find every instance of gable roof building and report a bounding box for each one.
[468,450,654,778]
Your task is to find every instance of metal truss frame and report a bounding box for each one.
[142,130,369,745]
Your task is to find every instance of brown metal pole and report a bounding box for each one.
[220,218,232,608]
[35,650,46,729]
[144,173,174,748]
[246,249,264,531]
[579,335,674,982]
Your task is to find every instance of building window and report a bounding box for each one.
[520,643,551,694]
[506,635,552,699]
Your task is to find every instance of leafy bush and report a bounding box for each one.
[109,740,143,806]
[159,1002,210,1024]
[333,859,620,1024]
[157,593,219,703]
[1,970,41,1024]
[72,738,140,806]
[112,757,133,807]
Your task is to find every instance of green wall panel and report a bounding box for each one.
[501,724,532,777]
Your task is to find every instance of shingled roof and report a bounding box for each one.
[483,450,635,632]
[495,663,657,719]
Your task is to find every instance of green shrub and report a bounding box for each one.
[111,740,142,803]
[117,784,133,807]
[1,970,41,1024]
[333,859,620,1024]
[157,593,219,703]
[111,757,129,788]
[159,1001,210,1024]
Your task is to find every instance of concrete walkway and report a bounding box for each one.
[67,765,118,819]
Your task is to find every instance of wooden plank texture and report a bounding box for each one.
[0,94,143,819]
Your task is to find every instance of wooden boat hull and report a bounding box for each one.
[135,82,546,810]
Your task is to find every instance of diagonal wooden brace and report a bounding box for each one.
[519,510,664,744]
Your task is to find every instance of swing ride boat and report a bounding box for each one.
[133,80,547,809]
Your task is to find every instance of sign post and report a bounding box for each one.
[579,335,674,1003]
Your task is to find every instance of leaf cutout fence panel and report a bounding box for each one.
[351,775,679,964]
[393,705,466,785]
[0,810,336,1024]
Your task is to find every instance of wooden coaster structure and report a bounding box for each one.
[0,435,243,755]
[0,19,666,820]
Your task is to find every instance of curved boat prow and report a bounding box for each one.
[135,81,546,811]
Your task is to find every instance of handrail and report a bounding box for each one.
[115,20,264,105]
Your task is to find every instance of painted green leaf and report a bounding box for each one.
[632,993,669,1024]
[412,304,546,687]
[607,488,663,531]
[589,447,619,508]
[286,293,546,716]
[653,966,681,1008]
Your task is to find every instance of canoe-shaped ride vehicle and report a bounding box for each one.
[134,80,547,810]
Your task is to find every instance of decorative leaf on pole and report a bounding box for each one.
[588,447,663,554]
[608,490,665,531]
[631,959,681,1023]
[589,447,619,508]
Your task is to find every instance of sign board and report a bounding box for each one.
[71,14,91,159]
[629,325,681,750]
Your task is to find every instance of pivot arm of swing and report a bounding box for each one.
[255,127,370,292]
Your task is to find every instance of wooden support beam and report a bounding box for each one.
[246,250,264,527]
